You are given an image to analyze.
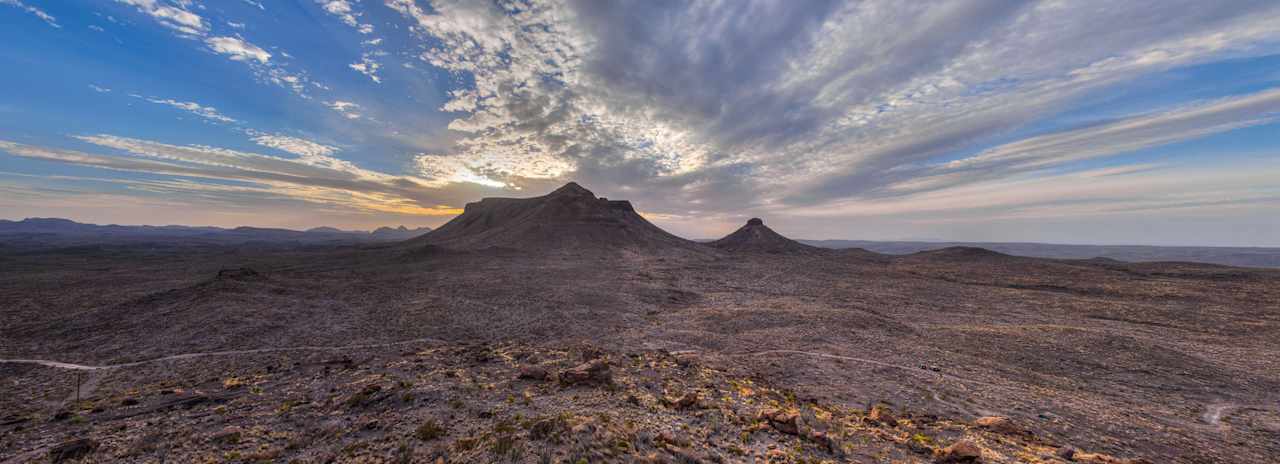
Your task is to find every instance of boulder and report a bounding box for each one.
[974,416,1021,434]
[1055,446,1077,460]
[759,408,800,435]
[559,359,612,386]
[934,440,982,463]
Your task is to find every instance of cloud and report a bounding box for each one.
[841,86,1280,199]
[349,54,382,83]
[12,1,1280,241]
[89,84,112,93]
[205,36,271,64]
[375,0,1280,217]
[0,136,469,217]
[317,0,373,33]
[326,100,363,119]
[250,134,339,158]
[115,0,205,35]
[1,0,60,28]
[115,1,319,97]
[136,96,239,124]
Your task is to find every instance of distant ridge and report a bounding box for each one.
[0,217,430,246]
[408,182,707,254]
[801,239,1280,268]
[709,218,826,255]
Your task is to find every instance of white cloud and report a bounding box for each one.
[0,136,466,217]
[89,84,112,93]
[115,0,204,35]
[250,134,339,158]
[326,100,363,119]
[382,0,1280,214]
[2,0,60,28]
[349,54,382,83]
[317,0,374,33]
[116,1,319,98]
[206,36,271,64]
[135,95,238,124]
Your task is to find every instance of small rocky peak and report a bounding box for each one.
[746,218,764,226]
[549,182,595,198]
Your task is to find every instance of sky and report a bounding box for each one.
[1,0,1279,246]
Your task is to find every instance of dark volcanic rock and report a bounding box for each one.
[710,217,826,255]
[408,182,708,254]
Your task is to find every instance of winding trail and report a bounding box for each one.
[0,337,446,372]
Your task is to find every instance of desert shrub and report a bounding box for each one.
[415,420,447,441]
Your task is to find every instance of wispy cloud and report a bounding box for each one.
[0,137,465,217]
[317,0,373,33]
[249,133,339,158]
[326,100,363,119]
[206,36,271,64]
[8,0,1280,242]
[135,95,239,124]
[115,0,318,97]
[115,0,204,35]
[349,54,382,83]
[2,0,60,28]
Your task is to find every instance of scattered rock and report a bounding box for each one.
[974,416,1021,434]
[49,438,98,463]
[1055,446,1077,460]
[210,426,242,446]
[656,431,691,448]
[559,358,612,386]
[868,404,898,426]
[759,408,800,435]
[666,446,709,464]
[934,440,983,463]
[663,391,700,409]
[517,366,550,381]
[805,430,839,454]
[120,397,139,406]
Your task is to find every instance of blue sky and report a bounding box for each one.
[1,1,1278,246]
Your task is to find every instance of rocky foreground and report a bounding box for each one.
[1,343,1148,464]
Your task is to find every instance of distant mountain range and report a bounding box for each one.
[800,239,1280,269]
[0,218,431,248]
[4,217,1277,268]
